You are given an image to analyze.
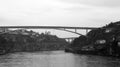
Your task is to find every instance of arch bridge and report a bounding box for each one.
[0,26,98,35]
[0,26,98,43]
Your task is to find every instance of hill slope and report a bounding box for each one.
[66,21,120,56]
[0,29,68,54]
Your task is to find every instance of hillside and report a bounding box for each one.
[0,29,68,54]
[65,21,120,56]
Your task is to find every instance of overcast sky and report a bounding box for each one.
[0,0,120,37]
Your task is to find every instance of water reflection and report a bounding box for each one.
[0,51,120,67]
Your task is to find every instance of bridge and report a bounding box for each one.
[0,26,98,35]
[0,26,98,43]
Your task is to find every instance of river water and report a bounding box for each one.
[0,51,120,67]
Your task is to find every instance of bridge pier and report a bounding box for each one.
[86,29,88,35]
[75,29,77,33]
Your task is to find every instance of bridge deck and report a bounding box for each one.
[0,26,98,29]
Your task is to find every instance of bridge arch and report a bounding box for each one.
[0,26,98,36]
[54,28,85,36]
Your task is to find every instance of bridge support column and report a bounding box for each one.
[75,29,77,33]
[86,29,88,34]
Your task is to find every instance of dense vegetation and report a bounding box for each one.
[66,21,120,56]
[0,29,68,54]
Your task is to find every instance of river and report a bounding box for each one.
[0,51,120,67]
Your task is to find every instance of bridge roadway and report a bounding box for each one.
[0,26,98,29]
[0,26,99,36]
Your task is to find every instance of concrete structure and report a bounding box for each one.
[0,26,98,36]
[0,26,99,43]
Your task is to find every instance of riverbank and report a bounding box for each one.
[0,29,68,55]
[65,21,120,57]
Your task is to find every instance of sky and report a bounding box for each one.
[0,0,120,37]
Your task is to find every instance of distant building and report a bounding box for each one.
[95,40,106,44]
[0,28,9,33]
[105,28,113,33]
